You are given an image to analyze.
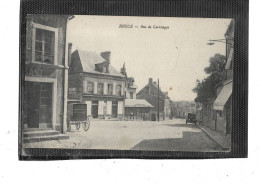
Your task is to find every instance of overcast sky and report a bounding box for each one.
[68,15,231,101]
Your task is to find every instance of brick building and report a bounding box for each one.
[136,78,171,120]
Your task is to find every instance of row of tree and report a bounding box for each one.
[193,53,226,103]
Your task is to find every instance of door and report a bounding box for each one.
[24,82,52,129]
[91,101,98,118]
[112,101,118,118]
[226,106,231,134]
[26,82,40,128]
[39,83,52,128]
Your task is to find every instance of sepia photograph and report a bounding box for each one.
[21,15,234,154]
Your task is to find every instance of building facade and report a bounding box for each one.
[136,78,171,120]
[68,50,125,119]
[213,20,234,135]
[23,15,71,133]
[120,64,153,120]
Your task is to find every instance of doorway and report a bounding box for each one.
[24,82,52,129]
[91,101,98,118]
[112,101,118,118]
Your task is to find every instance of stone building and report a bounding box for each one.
[22,15,73,142]
[68,50,125,119]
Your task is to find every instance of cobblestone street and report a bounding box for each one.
[23,118,222,152]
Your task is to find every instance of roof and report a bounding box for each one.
[137,81,169,99]
[77,50,124,77]
[213,81,232,110]
[128,83,138,89]
[125,99,153,108]
[225,19,235,36]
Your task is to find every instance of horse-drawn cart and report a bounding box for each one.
[67,103,90,132]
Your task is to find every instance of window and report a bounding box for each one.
[108,84,113,95]
[97,83,104,94]
[130,92,133,99]
[218,110,223,117]
[35,28,55,64]
[87,82,94,94]
[32,23,58,65]
[102,66,107,73]
[69,88,77,95]
[117,85,121,96]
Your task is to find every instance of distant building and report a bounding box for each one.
[68,50,125,119]
[171,101,196,118]
[120,64,153,120]
[136,78,171,120]
[120,63,138,99]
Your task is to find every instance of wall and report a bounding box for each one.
[83,75,125,96]
[164,98,171,119]
[125,87,136,99]
[25,15,68,132]
[125,107,151,121]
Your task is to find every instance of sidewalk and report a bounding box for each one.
[197,124,231,151]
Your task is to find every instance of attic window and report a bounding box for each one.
[103,66,107,73]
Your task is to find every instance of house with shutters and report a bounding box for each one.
[68,50,125,119]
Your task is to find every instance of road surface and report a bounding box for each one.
[24,118,222,152]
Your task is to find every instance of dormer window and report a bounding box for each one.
[103,66,107,73]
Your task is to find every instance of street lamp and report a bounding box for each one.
[207,39,234,47]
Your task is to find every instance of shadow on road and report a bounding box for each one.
[130,131,222,152]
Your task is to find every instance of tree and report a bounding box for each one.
[193,53,226,103]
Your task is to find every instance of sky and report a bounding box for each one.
[68,15,231,101]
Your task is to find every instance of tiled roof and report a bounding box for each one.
[125,99,153,108]
[77,50,124,77]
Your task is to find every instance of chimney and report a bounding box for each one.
[100,51,111,64]
[68,43,72,67]
[149,78,153,85]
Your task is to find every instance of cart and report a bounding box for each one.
[67,103,90,132]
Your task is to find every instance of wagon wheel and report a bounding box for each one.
[83,118,90,131]
[75,123,80,130]
[67,116,71,132]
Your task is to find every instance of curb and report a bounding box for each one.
[196,125,230,151]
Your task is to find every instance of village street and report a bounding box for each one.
[24,118,222,152]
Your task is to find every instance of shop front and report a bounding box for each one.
[82,96,124,119]
[213,81,233,134]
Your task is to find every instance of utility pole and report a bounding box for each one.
[158,78,160,122]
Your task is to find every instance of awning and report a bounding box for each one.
[213,81,232,110]
[125,99,153,108]
[225,47,233,70]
